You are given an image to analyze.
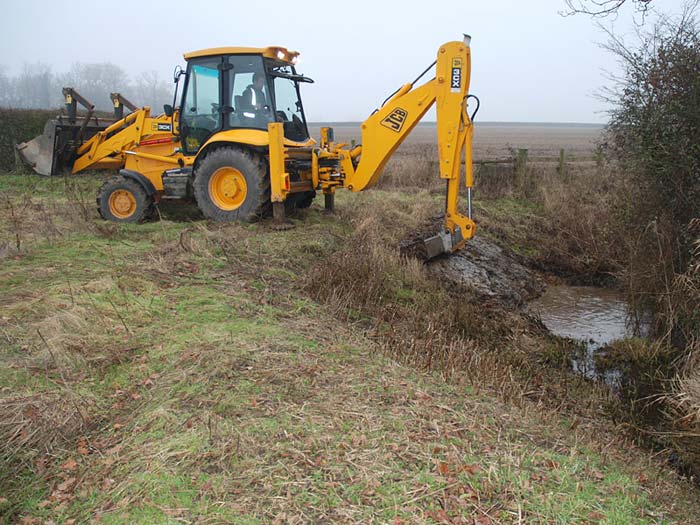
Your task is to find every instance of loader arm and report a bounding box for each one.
[64,106,188,194]
[341,38,476,254]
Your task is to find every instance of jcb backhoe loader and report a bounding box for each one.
[18,36,478,259]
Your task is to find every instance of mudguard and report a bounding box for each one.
[119,169,157,196]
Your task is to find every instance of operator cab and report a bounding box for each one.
[177,46,313,155]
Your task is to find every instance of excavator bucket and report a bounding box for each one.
[400,224,468,261]
[422,228,465,260]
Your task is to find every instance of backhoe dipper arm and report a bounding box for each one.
[341,38,476,253]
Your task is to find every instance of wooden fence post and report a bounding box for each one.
[558,148,567,179]
[515,148,528,194]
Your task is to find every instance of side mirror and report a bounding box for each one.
[173,65,184,83]
[164,104,174,117]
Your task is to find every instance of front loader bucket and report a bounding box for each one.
[17,116,114,176]
[16,119,60,176]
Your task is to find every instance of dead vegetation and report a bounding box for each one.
[1,156,700,523]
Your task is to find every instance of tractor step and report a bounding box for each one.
[162,167,193,199]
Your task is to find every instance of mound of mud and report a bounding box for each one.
[428,236,544,306]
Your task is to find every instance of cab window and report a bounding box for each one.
[271,71,309,142]
[227,56,274,130]
[181,59,221,154]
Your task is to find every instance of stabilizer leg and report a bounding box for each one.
[324,192,335,213]
[273,201,285,224]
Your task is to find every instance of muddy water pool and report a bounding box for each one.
[528,285,634,382]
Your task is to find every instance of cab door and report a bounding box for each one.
[180,57,224,155]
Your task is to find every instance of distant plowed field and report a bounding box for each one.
[309,122,604,159]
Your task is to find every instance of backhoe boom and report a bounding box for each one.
[302,37,476,257]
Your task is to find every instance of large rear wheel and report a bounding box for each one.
[193,148,270,221]
[97,177,153,223]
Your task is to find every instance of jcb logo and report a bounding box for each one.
[381,107,408,132]
[451,57,462,93]
[151,122,172,132]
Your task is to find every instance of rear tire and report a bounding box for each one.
[193,148,270,222]
[97,176,153,223]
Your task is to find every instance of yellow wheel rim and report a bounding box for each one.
[209,167,247,211]
[108,189,137,219]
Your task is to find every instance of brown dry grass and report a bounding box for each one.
[2,164,700,522]
[304,190,607,411]
[371,142,625,282]
[534,161,627,282]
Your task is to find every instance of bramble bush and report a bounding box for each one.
[604,7,700,342]
[602,5,700,474]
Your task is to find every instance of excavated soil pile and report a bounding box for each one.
[428,236,544,306]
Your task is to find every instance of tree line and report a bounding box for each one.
[0,62,173,113]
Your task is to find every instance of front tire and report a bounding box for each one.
[193,148,270,222]
[97,177,153,223]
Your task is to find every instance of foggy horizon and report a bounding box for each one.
[1,0,690,124]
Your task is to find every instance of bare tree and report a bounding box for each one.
[132,70,172,113]
[0,63,173,111]
[563,0,654,17]
[599,3,700,342]
[14,63,58,109]
[60,62,130,111]
[0,67,10,107]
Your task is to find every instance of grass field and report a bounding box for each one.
[1,129,698,524]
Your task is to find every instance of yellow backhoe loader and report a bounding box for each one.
[18,36,478,259]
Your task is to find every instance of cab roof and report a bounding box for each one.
[183,46,299,63]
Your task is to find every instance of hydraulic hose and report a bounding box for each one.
[380,60,437,108]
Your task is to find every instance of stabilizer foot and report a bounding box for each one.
[324,193,335,213]
[273,201,285,224]
[272,201,294,230]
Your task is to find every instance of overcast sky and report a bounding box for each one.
[0,0,690,123]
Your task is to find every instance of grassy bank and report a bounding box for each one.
[1,172,698,524]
